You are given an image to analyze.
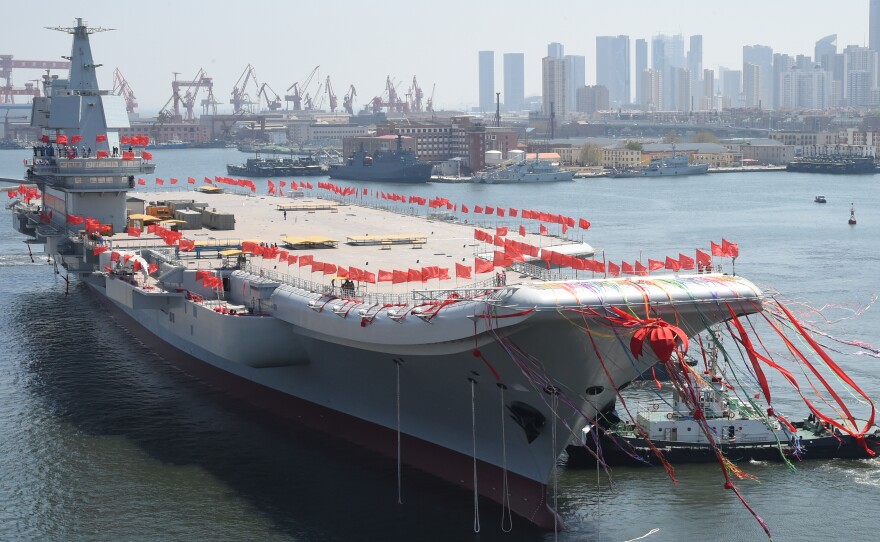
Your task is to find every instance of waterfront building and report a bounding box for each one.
[565,55,586,116]
[503,53,525,111]
[542,56,567,122]
[743,44,774,108]
[635,39,648,106]
[596,36,630,108]
[478,51,495,113]
[871,0,880,53]
[576,85,610,114]
[688,35,703,110]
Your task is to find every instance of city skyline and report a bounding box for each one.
[4,0,875,113]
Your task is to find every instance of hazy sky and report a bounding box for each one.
[5,0,870,113]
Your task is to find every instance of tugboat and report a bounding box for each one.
[814,195,827,203]
[849,203,857,225]
[566,340,880,467]
[226,153,325,177]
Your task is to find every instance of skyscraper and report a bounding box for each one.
[743,45,773,108]
[564,55,586,115]
[688,35,703,109]
[871,0,880,52]
[635,39,647,105]
[596,35,631,107]
[772,53,795,109]
[503,53,525,111]
[548,42,564,59]
[743,63,761,107]
[478,51,494,112]
[542,56,566,122]
[652,34,685,110]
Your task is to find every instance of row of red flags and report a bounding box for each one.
[7,184,41,204]
[93,246,159,275]
[39,134,148,146]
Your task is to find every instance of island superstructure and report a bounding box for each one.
[7,20,766,530]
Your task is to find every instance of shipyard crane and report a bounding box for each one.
[426,83,436,113]
[342,85,356,115]
[370,76,407,113]
[304,82,323,111]
[230,64,259,114]
[1,55,68,104]
[325,76,337,113]
[285,65,319,112]
[112,68,138,114]
[410,75,424,113]
[257,83,282,111]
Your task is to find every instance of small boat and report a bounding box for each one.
[849,204,857,225]
[566,340,880,467]
[814,195,827,203]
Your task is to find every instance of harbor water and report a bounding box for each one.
[1,148,878,541]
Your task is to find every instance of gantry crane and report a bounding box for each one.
[257,83,282,111]
[325,76,337,112]
[410,75,424,113]
[370,76,407,113]
[112,68,138,114]
[285,65,319,112]
[426,83,436,113]
[230,64,259,114]
[343,85,357,115]
[1,55,68,103]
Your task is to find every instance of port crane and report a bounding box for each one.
[257,83,282,111]
[230,64,259,114]
[1,54,68,103]
[112,68,138,114]
[343,85,357,115]
[285,65,319,112]
[325,76,337,112]
[426,83,436,113]
[158,69,215,122]
[370,75,406,113]
[409,75,424,112]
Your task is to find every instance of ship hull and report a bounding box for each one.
[613,164,709,177]
[477,172,576,184]
[328,163,433,183]
[84,278,565,527]
[77,269,762,530]
[566,430,880,467]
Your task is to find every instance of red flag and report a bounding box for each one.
[96,150,109,158]
[128,227,141,237]
[155,178,164,185]
[188,177,196,184]
[110,251,120,262]
[648,258,664,271]
[696,249,712,268]
[519,225,526,237]
[496,226,508,237]
[407,268,421,282]
[497,207,505,217]
[70,134,83,144]
[635,260,648,276]
[133,260,142,272]
[170,178,178,185]
[455,262,472,279]
[509,208,518,217]
[323,263,337,276]
[665,256,681,272]
[579,218,591,229]
[137,178,146,185]
[607,261,620,277]
[93,246,109,256]
[148,263,159,274]
[475,258,494,274]
[56,135,68,144]
[142,151,153,160]
[392,270,407,284]
[362,271,376,284]
[678,253,695,270]
[438,267,450,280]
[311,261,325,272]
[298,255,313,268]
[461,204,469,214]
[378,270,393,282]
[621,261,634,275]
[711,241,724,257]
[474,205,483,213]
[539,224,548,235]
[485,206,494,214]
[95,134,107,143]
[122,151,134,160]
[493,250,512,267]
[722,238,739,258]
[41,135,50,143]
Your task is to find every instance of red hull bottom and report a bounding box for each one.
[91,286,563,530]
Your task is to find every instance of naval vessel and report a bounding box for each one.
[6,20,772,530]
